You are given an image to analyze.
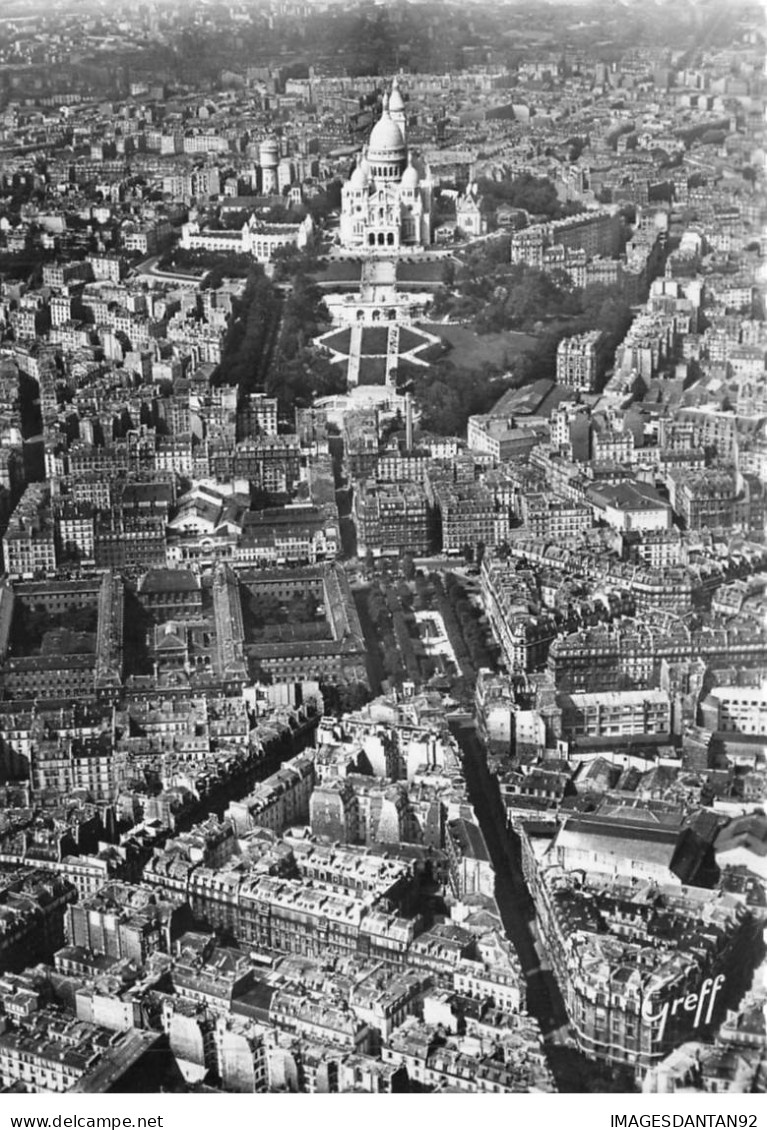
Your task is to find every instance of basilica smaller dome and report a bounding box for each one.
[389,78,405,114]
[401,159,419,190]
[349,155,370,189]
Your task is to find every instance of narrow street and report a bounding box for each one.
[450,719,630,1092]
[450,721,569,1033]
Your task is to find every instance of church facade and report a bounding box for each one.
[340,79,433,251]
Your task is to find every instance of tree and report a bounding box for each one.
[476,173,569,219]
[304,179,343,222]
[383,644,402,679]
[401,553,416,581]
[271,241,323,283]
[213,267,281,391]
[267,346,345,414]
[320,681,370,715]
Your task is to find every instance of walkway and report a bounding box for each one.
[346,323,362,387]
[385,324,400,385]
[360,257,396,303]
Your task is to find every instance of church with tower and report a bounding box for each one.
[339,78,434,251]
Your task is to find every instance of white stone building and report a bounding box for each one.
[340,79,433,251]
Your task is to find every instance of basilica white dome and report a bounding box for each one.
[367,111,405,162]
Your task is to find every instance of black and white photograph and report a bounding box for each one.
[0,0,765,1107]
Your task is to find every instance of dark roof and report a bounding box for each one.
[716,812,767,857]
[219,194,284,211]
[120,482,174,506]
[490,379,575,419]
[588,480,670,512]
[562,815,680,845]
[719,866,767,907]
[241,506,326,533]
[139,569,201,594]
[230,980,276,1023]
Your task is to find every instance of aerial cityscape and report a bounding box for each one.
[0,0,765,1097]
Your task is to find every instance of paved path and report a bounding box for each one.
[385,324,400,384]
[347,324,362,386]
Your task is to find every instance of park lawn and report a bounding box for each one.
[418,323,538,372]
[357,357,388,385]
[312,260,363,284]
[398,326,431,353]
[359,326,390,353]
[321,327,353,353]
[397,260,450,283]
